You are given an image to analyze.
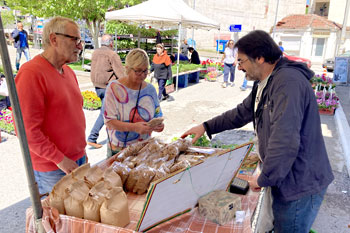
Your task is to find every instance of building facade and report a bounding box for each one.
[182,0,307,51]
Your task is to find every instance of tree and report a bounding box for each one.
[5,0,142,49]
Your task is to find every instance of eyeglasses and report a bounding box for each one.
[131,68,149,75]
[55,32,82,46]
[238,58,249,66]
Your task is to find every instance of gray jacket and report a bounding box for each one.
[203,58,334,201]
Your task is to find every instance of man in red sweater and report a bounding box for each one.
[15,17,86,194]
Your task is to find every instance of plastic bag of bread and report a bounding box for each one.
[170,160,191,173]
[83,181,109,222]
[125,167,139,192]
[84,166,104,188]
[71,163,90,180]
[178,154,205,165]
[123,156,136,169]
[100,187,130,227]
[64,180,90,218]
[111,161,131,185]
[103,167,122,189]
[152,164,169,183]
[133,165,156,194]
[49,173,76,214]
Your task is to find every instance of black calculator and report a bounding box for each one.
[229,177,249,195]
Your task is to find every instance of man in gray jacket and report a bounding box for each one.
[87,34,125,148]
[182,30,333,233]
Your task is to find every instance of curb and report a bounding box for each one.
[334,103,350,176]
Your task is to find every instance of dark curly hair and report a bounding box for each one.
[235,30,282,64]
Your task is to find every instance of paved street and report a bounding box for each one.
[0,45,349,232]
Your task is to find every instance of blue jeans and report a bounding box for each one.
[87,87,106,143]
[272,187,327,233]
[33,156,87,195]
[157,79,167,100]
[16,47,30,71]
[223,63,235,83]
[241,77,247,88]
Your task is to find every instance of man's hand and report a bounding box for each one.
[181,124,205,144]
[57,156,79,174]
[249,179,261,192]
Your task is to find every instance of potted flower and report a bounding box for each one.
[81,90,102,110]
[315,91,339,115]
[0,109,15,135]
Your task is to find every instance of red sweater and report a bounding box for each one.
[15,55,86,172]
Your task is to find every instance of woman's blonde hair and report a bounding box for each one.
[226,39,235,47]
[42,17,79,49]
[125,48,150,74]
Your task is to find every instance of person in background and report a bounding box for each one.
[188,47,200,65]
[180,39,189,59]
[240,75,248,91]
[0,74,11,110]
[87,34,125,149]
[11,22,30,71]
[221,39,237,88]
[103,49,164,158]
[182,30,333,233]
[15,17,87,194]
[279,41,284,52]
[156,30,162,44]
[151,43,172,101]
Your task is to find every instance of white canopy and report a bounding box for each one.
[105,0,220,91]
[105,0,220,30]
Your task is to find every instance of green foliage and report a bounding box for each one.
[170,134,238,149]
[106,21,178,37]
[5,0,142,48]
[191,134,211,147]
[171,63,201,74]
[1,10,15,28]
[68,59,91,71]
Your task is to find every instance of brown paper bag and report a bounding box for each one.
[83,181,109,222]
[49,173,76,214]
[85,166,104,187]
[64,180,90,218]
[71,163,91,180]
[103,167,122,189]
[100,187,130,227]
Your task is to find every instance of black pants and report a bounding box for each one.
[157,79,167,100]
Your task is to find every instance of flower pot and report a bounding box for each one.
[318,108,335,116]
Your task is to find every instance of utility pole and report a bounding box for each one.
[339,0,350,55]
[191,0,195,45]
[272,0,280,39]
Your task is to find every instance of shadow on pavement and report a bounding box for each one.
[0,197,31,232]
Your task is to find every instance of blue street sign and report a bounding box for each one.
[229,24,242,32]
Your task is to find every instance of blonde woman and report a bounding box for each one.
[221,39,237,88]
[103,49,164,157]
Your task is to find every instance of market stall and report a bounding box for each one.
[105,0,220,91]
[25,139,262,233]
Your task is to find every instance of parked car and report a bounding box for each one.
[81,32,94,49]
[323,51,350,72]
[283,52,311,68]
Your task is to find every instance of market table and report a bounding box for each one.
[26,151,262,233]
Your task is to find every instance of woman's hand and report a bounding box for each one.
[181,124,205,144]
[133,122,153,135]
[152,123,164,132]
